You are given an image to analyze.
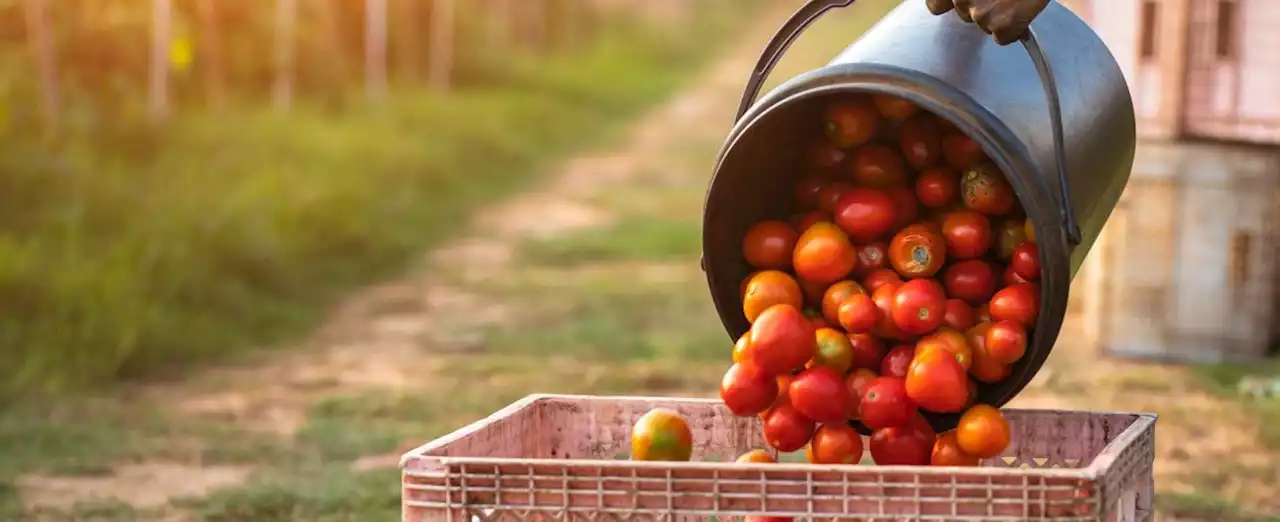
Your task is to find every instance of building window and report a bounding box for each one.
[1140,0,1158,59]
[1216,0,1237,59]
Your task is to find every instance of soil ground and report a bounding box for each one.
[3,2,1277,520]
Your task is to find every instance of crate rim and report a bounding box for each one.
[400,393,1158,481]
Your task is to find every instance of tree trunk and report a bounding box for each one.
[487,0,513,49]
[365,0,388,102]
[427,0,455,91]
[22,0,59,134]
[392,0,421,83]
[195,0,226,108]
[272,0,297,112]
[149,0,172,122]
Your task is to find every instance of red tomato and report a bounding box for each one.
[821,280,866,326]
[720,363,780,416]
[890,278,947,336]
[994,218,1028,261]
[859,376,917,430]
[887,185,919,230]
[869,419,935,465]
[847,333,886,371]
[942,299,977,331]
[794,174,827,209]
[1003,264,1031,286]
[853,241,888,277]
[824,99,880,149]
[942,132,987,170]
[818,181,855,213]
[789,367,851,423]
[742,270,804,324]
[941,210,993,259]
[985,320,1028,364]
[905,343,970,413]
[888,223,947,279]
[808,140,846,170]
[850,144,908,187]
[871,282,906,340]
[880,344,916,378]
[956,404,1010,458]
[747,305,817,375]
[743,221,800,269]
[762,404,816,453]
[989,283,1040,326]
[873,94,919,121]
[898,113,943,169]
[833,187,899,243]
[760,373,795,419]
[942,260,997,305]
[793,222,858,285]
[960,163,1015,216]
[1011,241,1041,281]
[974,304,993,324]
[845,367,878,419]
[790,210,828,233]
[914,167,958,208]
[838,293,880,334]
[932,431,981,466]
[967,322,1013,384]
[807,424,865,464]
[862,268,903,294]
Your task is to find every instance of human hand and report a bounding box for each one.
[926,0,1051,45]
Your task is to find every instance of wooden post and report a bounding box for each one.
[365,0,388,103]
[427,0,455,91]
[22,0,59,133]
[272,0,297,112]
[149,0,172,122]
[195,0,226,108]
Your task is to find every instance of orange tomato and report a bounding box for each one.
[736,449,777,464]
[888,223,947,279]
[742,270,803,324]
[631,408,693,461]
[955,404,1011,459]
[732,333,751,364]
[793,222,858,285]
[821,280,867,326]
[931,431,981,466]
[807,424,865,464]
[985,320,1028,364]
[905,342,969,413]
[873,94,919,121]
[966,322,1013,384]
[917,327,972,371]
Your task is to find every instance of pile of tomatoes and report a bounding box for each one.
[718,93,1043,468]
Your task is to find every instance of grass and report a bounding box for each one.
[0,2,763,399]
[1157,492,1280,522]
[1192,359,1280,450]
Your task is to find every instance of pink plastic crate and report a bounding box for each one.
[400,394,1156,521]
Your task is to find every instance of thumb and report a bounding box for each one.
[926,0,956,15]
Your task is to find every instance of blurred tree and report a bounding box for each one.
[272,0,297,111]
[194,0,226,108]
[22,0,59,134]
[392,0,421,83]
[149,0,171,121]
[427,0,454,91]
[364,0,387,102]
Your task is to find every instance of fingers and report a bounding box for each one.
[953,0,975,22]
[926,0,956,15]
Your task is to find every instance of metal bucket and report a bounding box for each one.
[702,0,1136,431]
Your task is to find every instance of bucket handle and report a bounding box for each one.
[735,0,1083,246]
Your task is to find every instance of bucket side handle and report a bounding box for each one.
[735,1,1082,246]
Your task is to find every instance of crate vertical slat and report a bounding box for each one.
[402,395,1156,521]
[1088,142,1280,362]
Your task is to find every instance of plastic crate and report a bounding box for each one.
[400,394,1156,521]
